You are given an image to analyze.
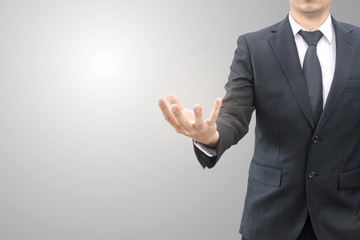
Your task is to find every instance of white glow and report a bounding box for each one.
[86,47,120,78]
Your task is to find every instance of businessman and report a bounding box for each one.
[158,0,360,239]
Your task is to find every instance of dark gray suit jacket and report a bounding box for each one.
[195,16,360,240]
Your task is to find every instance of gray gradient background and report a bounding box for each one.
[0,1,359,239]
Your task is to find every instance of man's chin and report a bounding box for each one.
[298,5,325,16]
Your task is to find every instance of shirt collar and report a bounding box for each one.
[288,12,334,44]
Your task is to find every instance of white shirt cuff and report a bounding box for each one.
[193,140,217,157]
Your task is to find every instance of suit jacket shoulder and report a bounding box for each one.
[239,16,289,44]
[333,18,360,40]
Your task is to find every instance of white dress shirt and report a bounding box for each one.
[289,12,336,106]
[195,13,337,157]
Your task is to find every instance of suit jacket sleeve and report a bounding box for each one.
[195,35,255,168]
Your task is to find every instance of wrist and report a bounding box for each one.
[202,131,219,148]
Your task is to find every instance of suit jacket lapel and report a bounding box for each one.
[316,18,356,132]
[268,17,315,129]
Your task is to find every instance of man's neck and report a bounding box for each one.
[290,10,330,31]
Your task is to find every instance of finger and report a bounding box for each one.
[165,93,185,111]
[170,104,192,132]
[207,98,222,124]
[193,104,204,129]
[158,98,181,130]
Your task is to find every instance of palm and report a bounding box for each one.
[182,108,195,124]
[158,93,222,147]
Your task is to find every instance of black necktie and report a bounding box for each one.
[299,30,323,126]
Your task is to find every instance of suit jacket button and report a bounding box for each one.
[308,171,316,178]
[313,136,319,144]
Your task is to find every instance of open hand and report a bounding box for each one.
[158,93,222,148]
